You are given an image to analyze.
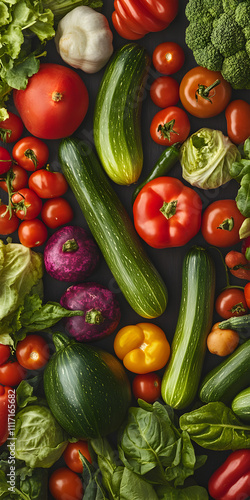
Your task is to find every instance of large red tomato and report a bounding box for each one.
[13,64,89,139]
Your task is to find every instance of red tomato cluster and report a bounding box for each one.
[0,131,73,247]
[112,0,178,40]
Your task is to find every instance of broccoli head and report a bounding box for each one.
[185,0,250,89]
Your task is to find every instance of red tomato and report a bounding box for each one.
[133,176,202,248]
[0,146,12,175]
[132,372,161,403]
[112,10,143,39]
[0,360,26,386]
[12,136,49,172]
[150,76,179,108]
[0,112,23,143]
[13,64,89,140]
[0,344,11,366]
[150,106,190,146]
[11,188,42,220]
[0,205,19,235]
[215,288,248,320]
[152,42,185,75]
[16,334,50,370]
[29,169,68,198]
[179,67,232,118]
[0,165,28,193]
[244,282,250,309]
[63,441,92,473]
[225,99,250,145]
[113,0,148,37]
[18,219,48,248]
[141,0,179,25]
[118,0,167,33]
[41,198,74,229]
[201,200,245,248]
[49,467,83,500]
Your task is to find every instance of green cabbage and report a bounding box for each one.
[180,128,241,189]
[14,404,68,468]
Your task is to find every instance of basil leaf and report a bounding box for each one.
[179,402,250,450]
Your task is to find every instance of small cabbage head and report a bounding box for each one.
[180,128,241,189]
[14,404,68,468]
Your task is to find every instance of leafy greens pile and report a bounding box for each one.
[0,0,103,120]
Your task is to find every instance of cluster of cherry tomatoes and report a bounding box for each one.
[0,112,73,248]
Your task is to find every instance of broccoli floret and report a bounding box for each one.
[211,13,245,56]
[222,50,250,88]
[185,0,250,89]
[235,1,250,27]
[193,44,223,71]
[185,20,213,52]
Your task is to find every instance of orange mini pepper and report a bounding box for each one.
[113,322,170,374]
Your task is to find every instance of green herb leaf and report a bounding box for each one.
[236,173,250,217]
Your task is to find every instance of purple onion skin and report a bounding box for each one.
[44,225,100,282]
[60,282,121,341]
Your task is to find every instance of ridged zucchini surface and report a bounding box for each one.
[231,386,250,422]
[93,43,150,185]
[59,137,168,318]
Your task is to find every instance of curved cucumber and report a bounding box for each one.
[231,386,250,422]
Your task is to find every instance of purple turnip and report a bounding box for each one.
[44,225,100,282]
[60,282,121,341]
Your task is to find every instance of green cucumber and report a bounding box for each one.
[161,246,215,410]
[59,137,168,319]
[231,386,250,422]
[199,339,250,404]
[132,143,181,204]
[93,43,150,185]
[43,332,131,439]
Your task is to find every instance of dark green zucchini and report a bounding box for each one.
[43,332,131,439]
[219,314,250,331]
[59,137,168,319]
[161,246,215,409]
[132,143,181,204]
[93,43,150,185]
[199,339,250,404]
[231,386,250,422]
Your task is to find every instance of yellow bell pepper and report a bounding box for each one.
[113,322,170,374]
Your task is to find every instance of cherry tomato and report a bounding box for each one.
[18,219,48,248]
[0,165,28,193]
[132,372,161,403]
[0,344,11,366]
[179,67,232,118]
[12,136,49,171]
[0,360,26,386]
[41,197,74,229]
[11,188,42,220]
[244,282,250,309]
[0,205,19,235]
[0,146,12,175]
[152,42,185,75]
[16,334,50,370]
[215,288,248,320]
[29,169,68,198]
[0,112,23,143]
[49,467,83,500]
[150,106,190,146]
[13,63,89,140]
[201,200,245,248]
[63,441,92,474]
[225,99,250,145]
[150,76,179,108]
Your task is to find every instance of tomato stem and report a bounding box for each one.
[160,200,178,219]
[24,148,38,168]
[217,217,234,231]
[157,119,178,141]
[52,91,63,102]
[62,238,79,253]
[195,79,221,103]
[85,309,104,325]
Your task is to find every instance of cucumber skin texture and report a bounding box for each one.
[231,387,250,422]
[199,339,250,405]
[43,334,131,439]
[59,137,168,319]
[161,246,215,410]
[93,43,150,186]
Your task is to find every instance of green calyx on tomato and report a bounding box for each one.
[217,216,234,231]
[160,200,178,219]
[157,119,178,141]
[195,79,221,103]
[24,148,39,169]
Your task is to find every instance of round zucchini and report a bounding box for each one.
[93,43,150,185]
[161,246,215,410]
[231,386,250,422]
[59,137,168,319]
[43,332,131,439]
